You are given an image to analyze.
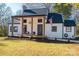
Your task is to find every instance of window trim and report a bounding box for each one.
[66,27,72,32]
[10,26,18,32]
[10,26,12,32]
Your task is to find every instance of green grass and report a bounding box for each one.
[0,37,79,56]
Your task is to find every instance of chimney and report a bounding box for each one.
[23,5,27,10]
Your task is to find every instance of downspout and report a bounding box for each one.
[74,5,77,37]
[12,16,14,36]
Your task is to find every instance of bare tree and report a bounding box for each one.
[0,3,12,36]
[43,3,54,13]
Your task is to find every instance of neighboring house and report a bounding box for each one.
[45,13,63,39]
[64,20,76,39]
[8,8,76,39]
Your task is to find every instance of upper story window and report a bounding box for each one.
[51,26,57,32]
[66,27,71,32]
[38,19,42,23]
[23,19,27,23]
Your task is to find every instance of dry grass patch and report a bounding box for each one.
[0,37,79,56]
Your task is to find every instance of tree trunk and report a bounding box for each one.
[0,18,5,36]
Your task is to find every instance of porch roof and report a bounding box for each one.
[13,8,48,17]
[12,14,46,17]
[23,8,48,16]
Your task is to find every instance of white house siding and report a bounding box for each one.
[8,17,22,36]
[8,24,22,36]
[45,24,63,39]
[63,27,75,38]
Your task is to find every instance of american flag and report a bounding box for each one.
[49,17,52,24]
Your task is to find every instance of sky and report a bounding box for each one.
[6,3,23,15]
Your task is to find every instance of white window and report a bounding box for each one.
[14,26,18,32]
[51,26,57,32]
[10,26,18,32]
[66,27,71,32]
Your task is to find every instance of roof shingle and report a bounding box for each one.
[47,13,63,23]
[64,20,76,26]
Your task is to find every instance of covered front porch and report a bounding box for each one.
[11,15,46,38]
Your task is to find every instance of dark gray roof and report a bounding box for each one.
[10,8,48,24]
[14,8,48,16]
[23,8,48,16]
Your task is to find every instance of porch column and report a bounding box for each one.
[21,17,23,37]
[11,16,14,36]
[31,17,33,37]
[43,16,45,36]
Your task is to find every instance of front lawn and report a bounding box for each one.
[0,37,79,56]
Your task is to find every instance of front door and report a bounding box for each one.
[23,25,27,34]
[37,24,43,35]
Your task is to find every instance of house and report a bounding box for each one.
[64,20,76,39]
[8,8,48,38]
[45,13,76,39]
[8,8,76,39]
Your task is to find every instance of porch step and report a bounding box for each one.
[23,34,45,39]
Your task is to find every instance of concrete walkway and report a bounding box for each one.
[56,38,79,43]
